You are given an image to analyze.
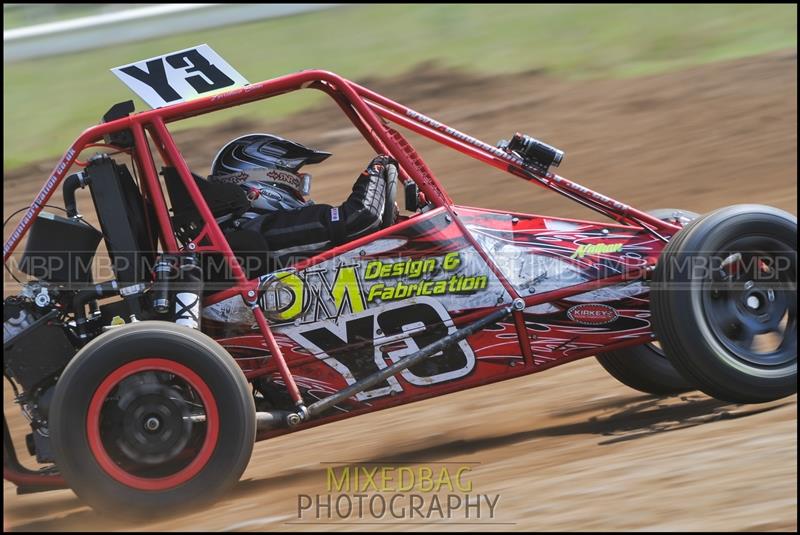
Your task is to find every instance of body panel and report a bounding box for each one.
[199,206,659,433]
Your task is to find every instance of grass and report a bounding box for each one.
[3,4,796,171]
[2,4,153,30]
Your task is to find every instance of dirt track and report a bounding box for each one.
[3,50,797,531]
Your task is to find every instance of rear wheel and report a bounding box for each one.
[596,209,698,395]
[651,204,796,403]
[50,321,255,515]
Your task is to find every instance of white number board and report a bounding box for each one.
[111,44,249,109]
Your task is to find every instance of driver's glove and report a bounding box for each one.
[363,154,398,180]
[324,155,397,245]
[365,154,399,224]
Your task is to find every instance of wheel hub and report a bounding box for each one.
[144,416,161,432]
[113,381,194,465]
[734,282,784,331]
[742,281,774,311]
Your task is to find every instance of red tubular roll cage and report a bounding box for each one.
[3,70,681,409]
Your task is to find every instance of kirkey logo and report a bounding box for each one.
[567,303,619,325]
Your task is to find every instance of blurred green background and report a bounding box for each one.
[3,4,155,29]
[3,4,797,171]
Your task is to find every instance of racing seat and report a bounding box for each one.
[84,155,158,286]
[161,166,272,282]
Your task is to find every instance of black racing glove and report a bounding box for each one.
[364,154,398,178]
[323,155,397,245]
[365,155,399,226]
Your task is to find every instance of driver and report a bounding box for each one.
[208,133,398,268]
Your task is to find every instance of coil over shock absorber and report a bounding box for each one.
[174,254,203,330]
[150,253,203,329]
[151,256,175,314]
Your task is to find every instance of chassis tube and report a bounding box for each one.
[149,118,305,406]
[3,413,67,490]
[353,83,681,236]
[522,271,645,308]
[149,119,248,288]
[4,142,85,261]
[312,81,520,297]
[251,305,303,405]
[309,81,391,157]
[130,122,179,253]
[309,81,419,188]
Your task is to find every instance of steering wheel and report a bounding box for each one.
[380,163,399,229]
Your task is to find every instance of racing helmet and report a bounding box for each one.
[210,133,332,212]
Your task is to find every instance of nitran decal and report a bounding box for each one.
[570,243,624,259]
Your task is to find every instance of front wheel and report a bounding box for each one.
[651,204,797,403]
[49,321,255,516]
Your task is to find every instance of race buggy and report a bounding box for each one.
[3,50,797,515]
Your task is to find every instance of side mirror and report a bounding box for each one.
[404,179,419,212]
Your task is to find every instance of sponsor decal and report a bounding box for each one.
[260,265,366,323]
[4,147,75,258]
[365,257,438,279]
[256,251,491,323]
[204,239,510,329]
[264,169,303,191]
[367,276,487,302]
[550,176,631,212]
[567,303,619,325]
[364,252,487,302]
[212,171,248,184]
[283,297,476,399]
[260,186,289,202]
[406,109,524,166]
[570,242,624,259]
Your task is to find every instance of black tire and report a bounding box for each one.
[596,342,694,395]
[651,204,797,403]
[49,321,255,516]
[595,208,698,395]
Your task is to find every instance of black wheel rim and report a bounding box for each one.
[700,236,797,368]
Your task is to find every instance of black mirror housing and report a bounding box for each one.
[404,179,419,212]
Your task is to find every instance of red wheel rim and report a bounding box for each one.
[87,358,220,491]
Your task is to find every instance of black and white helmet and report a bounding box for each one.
[210,133,331,212]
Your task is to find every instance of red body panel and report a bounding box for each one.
[201,205,663,437]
